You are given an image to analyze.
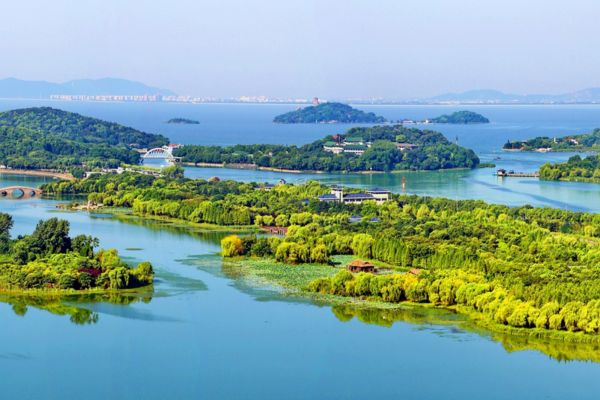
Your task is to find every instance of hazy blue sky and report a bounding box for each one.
[1,0,599,98]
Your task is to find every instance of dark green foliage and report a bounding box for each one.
[0,213,13,253]
[175,125,479,172]
[273,102,386,124]
[430,110,489,124]
[0,107,168,169]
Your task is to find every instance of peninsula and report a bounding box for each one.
[41,173,600,341]
[430,110,489,124]
[273,102,386,124]
[175,125,480,172]
[504,128,600,152]
[0,107,168,170]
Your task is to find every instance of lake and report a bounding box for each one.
[1,101,600,399]
[4,99,600,210]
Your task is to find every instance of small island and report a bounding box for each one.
[166,118,200,125]
[273,102,386,124]
[504,129,600,152]
[0,215,153,291]
[430,110,489,124]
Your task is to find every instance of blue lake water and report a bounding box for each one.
[1,101,600,398]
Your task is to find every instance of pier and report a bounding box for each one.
[496,169,539,178]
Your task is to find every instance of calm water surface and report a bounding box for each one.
[0,176,598,399]
[1,102,600,398]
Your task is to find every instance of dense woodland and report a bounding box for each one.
[0,107,168,169]
[175,125,480,171]
[0,214,153,290]
[430,110,489,124]
[273,102,386,123]
[539,154,600,182]
[504,129,600,151]
[43,172,600,335]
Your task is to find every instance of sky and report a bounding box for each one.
[1,0,600,99]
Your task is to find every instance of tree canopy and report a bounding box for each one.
[175,125,479,172]
[273,102,386,124]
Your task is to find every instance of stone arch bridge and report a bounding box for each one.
[0,186,43,199]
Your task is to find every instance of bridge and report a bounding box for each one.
[0,186,43,199]
[141,145,181,163]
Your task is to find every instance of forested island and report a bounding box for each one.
[273,102,386,124]
[0,107,168,170]
[167,118,199,124]
[0,214,153,291]
[175,125,480,172]
[41,172,600,339]
[504,129,600,152]
[539,154,600,182]
[430,111,489,124]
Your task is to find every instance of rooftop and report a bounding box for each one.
[367,187,391,193]
[344,193,374,200]
[348,259,375,268]
[318,193,338,200]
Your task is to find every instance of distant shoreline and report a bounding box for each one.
[3,97,600,106]
[0,168,74,181]
[181,162,470,175]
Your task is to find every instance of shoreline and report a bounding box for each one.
[502,148,598,153]
[0,168,75,181]
[182,162,472,175]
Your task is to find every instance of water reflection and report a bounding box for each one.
[190,253,600,365]
[0,290,153,325]
[329,303,600,364]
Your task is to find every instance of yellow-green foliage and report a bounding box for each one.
[308,270,600,335]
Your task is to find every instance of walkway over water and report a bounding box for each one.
[0,186,42,199]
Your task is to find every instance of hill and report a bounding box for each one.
[0,107,168,170]
[430,111,489,124]
[0,77,175,98]
[424,88,600,104]
[175,124,479,172]
[273,102,386,124]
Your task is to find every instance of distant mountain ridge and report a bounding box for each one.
[424,88,600,104]
[0,77,176,98]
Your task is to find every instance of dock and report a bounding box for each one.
[496,169,539,178]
